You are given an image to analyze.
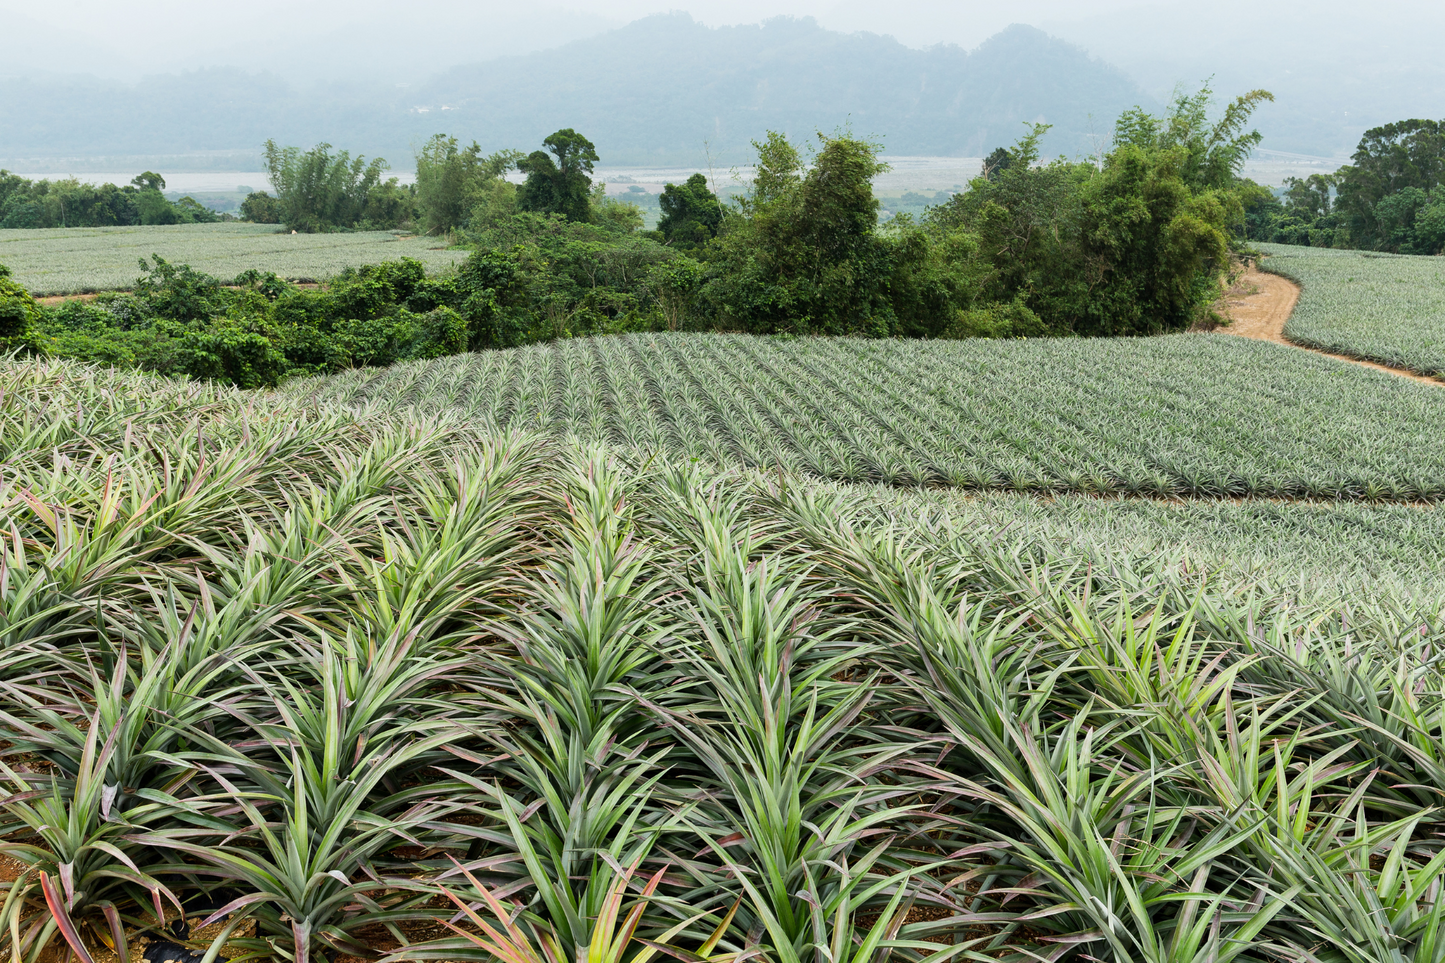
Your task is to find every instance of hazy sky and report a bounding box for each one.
[7,0,1148,51]
[0,0,1190,76]
[6,0,1437,81]
[6,0,1441,161]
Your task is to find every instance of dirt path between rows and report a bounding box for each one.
[1220,265,1444,386]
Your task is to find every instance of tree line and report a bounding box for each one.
[0,172,223,229]
[255,85,1270,344]
[1242,119,1445,254]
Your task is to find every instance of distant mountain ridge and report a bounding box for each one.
[415,14,1155,164]
[0,14,1156,170]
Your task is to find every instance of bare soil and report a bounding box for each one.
[1220,265,1444,387]
[34,282,322,305]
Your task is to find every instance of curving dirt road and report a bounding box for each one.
[1220,265,1443,386]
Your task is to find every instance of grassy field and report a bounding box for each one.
[283,331,1445,500]
[1263,242,1445,378]
[0,222,469,295]
[5,355,1445,963]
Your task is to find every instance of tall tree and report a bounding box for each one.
[414,135,521,236]
[1113,85,1275,192]
[263,140,400,233]
[517,128,599,223]
[657,173,722,249]
[1334,119,1445,250]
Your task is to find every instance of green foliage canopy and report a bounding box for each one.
[700,131,968,337]
[517,129,600,223]
[1336,119,1445,252]
[263,140,413,233]
[414,134,522,236]
[657,173,723,249]
[1245,118,1445,255]
[0,171,220,229]
[0,263,44,355]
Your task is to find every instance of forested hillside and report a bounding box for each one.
[0,15,1151,167]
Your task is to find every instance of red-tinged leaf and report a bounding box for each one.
[997,872,1045,906]
[293,919,311,963]
[58,862,76,909]
[101,785,118,822]
[694,833,746,857]
[102,903,128,963]
[39,872,96,963]
[199,891,278,929]
[18,491,57,535]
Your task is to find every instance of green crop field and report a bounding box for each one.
[0,222,469,295]
[11,233,1445,963]
[5,355,1445,963]
[283,330,1445,500]
[1263,242,1445,379]
[837,483,1445,596]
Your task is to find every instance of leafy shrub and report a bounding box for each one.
[134,255,222,322]
[945,297,1047,339]
[328,307,466,369]
[0,263,43,354]
[240,191,283,224]
[657,173,723,249]
[263,140,414,232]
[179,319,288,388]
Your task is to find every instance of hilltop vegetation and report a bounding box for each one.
[0,87,1270,385]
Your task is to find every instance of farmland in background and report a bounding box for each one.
[0,222,469,295]
[284,331,1445,501]
[1262,243,1445,379]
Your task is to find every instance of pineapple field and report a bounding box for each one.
[284,331,1445,501]
[0,224,468,296]
[1263,243,1445,379]
[5,350,1445,963]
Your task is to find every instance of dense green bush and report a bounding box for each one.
[657,173,723,249]
[414,135,521,236]
[927,88,1254,337]
[695,132,974,337]
[263,141,415,233]
[28,255,474,386]
[0,264,44,354]
[240,190,283,224]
